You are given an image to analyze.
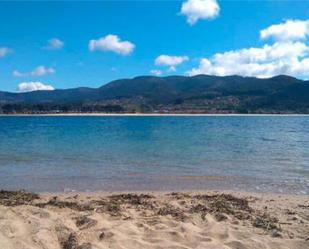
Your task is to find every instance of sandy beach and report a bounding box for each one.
[0,190,308,249]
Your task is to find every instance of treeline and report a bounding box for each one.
[0,103,127,114]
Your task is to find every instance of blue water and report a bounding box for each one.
[0,116,308,194]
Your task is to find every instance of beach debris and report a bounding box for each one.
[92,193,156,216]
[214,213,228,222]
[190,194,252,221]
[0,190,39,206]
[189,203,208,213]
[56,225,75,249]
[252,214,279,231]
[157,205,186,221]
[61,232,79,249]
[60,231,92,249]
[75,216,97,230]
[105,202,122,216]
[36,198,93,211]
[108,193,155,207]
[271,229,282,238]
[286,209,296,215]
[98,230,114,240]
[92,200,122,216]
[206,194,251,214]
[99,232,105,240]
[1,190,288,238]
[167,192,191,199]
[193,194,251,212]
[189,193,282,234]
[35,193,156,217]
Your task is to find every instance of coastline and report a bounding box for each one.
[1,190,308,249]
[38,189,309,198]
[1,113,309,117]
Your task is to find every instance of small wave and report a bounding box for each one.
[260,137,278,142]
[168,175,228,181]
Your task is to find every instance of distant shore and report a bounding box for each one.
[0,190,308,249]
[1,113,309,117]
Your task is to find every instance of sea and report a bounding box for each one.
[0,115,308,195]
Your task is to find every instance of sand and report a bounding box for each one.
[0,190,308,249]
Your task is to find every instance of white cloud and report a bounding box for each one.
[187,19,309,79]
[260,19,309,42]
[89,34,135,55]
[31,66,55,76]
[0,47,11,57]
[155,55,189,71]
[180,0,220,25]
[150,69,162,76]
[17,82,55,92]
[12,70,24,77]
[44,38,64,50]
[188,42,309,78]
[13,65,55,77]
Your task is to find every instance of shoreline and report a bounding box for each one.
[1,113,309,117]
[0,190,308,249]
[37,189,308,198]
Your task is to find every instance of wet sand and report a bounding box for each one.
[0,190,308,249]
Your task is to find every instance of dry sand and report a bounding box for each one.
[0,190,308,249]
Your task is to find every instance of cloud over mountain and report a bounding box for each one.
[188,19,309,78]
[155,55,189,71]
[150,69,162,76]
[17,82,55,92]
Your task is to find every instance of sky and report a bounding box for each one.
[0,0,309,92]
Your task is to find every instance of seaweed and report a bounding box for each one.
[0,190,39,206]
[62,233,79,249]
[60,232,92,249]
[36,196,93,211]
[157,205,187,221]
[75,216,98,230]
[252,213,280,231]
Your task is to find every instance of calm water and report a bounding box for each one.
[0,116,308,194]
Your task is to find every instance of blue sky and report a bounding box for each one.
[0,0,308,92]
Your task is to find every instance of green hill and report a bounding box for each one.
[1,75,308,113]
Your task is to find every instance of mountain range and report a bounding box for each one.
[1,74,309,114]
